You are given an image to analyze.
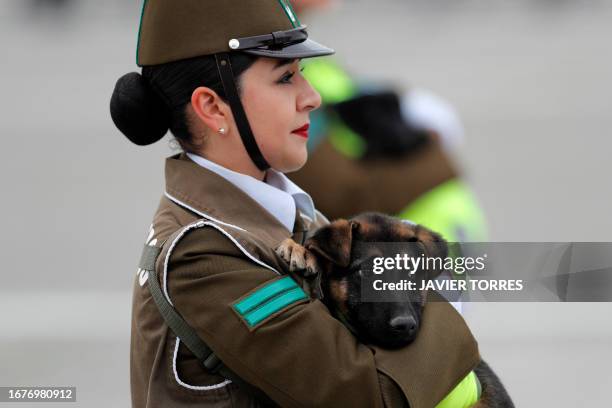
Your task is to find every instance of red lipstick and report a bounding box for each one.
[292,123,309,139]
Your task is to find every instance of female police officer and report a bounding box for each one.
[110,1,480,407]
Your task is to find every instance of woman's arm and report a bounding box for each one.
[164,227,479,408]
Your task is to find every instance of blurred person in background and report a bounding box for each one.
[289,0,488,244]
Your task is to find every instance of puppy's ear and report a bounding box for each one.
[415,225,448,258]
[414,225,448,278]
[305,219,358,269]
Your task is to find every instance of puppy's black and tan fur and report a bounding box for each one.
[276,212,514,408]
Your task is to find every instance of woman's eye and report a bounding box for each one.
[278,71,296,84]
[278,66,305,84]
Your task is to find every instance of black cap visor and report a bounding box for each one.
[229,26,334,59]
[240,39,335,58]
[242,38,334,59]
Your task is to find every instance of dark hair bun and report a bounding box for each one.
[110,72,170,146]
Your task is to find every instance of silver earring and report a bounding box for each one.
[218,127,226,135]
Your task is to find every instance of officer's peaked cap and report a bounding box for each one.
[136,0,334,66]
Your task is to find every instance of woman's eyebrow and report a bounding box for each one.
[273,58,298,69]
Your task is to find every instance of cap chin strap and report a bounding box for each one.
[215,53,270,171]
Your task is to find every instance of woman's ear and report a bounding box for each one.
[190,86,230,133]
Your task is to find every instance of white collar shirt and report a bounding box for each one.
[186,152,315,232]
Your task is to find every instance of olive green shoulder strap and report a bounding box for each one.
[139,244,222,371]
[138,238,276,407]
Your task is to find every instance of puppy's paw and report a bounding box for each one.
[275,238,297,266]
[275,238,321,277]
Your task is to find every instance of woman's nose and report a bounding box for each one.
[298,78,322,112]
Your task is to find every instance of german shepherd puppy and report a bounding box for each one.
[276,212,514,408]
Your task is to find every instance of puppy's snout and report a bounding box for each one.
[389,316,417,336]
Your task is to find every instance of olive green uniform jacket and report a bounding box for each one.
[130,154,480,408]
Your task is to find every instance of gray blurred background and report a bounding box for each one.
[0,0,611,406]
